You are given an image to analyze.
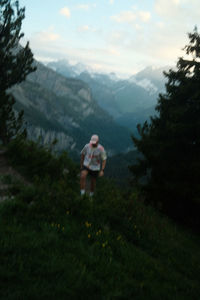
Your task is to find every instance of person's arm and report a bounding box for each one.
[99,159,106,177]
[80,145,87,170]
[80,153,85,170]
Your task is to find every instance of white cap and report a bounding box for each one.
[90,134,99,144]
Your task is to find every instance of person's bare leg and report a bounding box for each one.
[80,170,88,195]
[90,177,96,196]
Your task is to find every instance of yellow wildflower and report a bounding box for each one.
[88,234,91,239]
[85,221,92,228]
[102,241,108,248]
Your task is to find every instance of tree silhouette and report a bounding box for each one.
[0,0,36,144]
[130,28,200,227]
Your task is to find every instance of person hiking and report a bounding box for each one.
[80,134,107,197]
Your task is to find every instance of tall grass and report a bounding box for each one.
[0,138,199,299]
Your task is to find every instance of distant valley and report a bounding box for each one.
[11,61,133,156]
[47,60,169,134]
[11,59,169,158]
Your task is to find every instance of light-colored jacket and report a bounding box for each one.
[81,143,107,171]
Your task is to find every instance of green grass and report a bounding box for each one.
[0,138,199,299]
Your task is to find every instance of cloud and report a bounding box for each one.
[154,0,182,19]
[108,47,120,56]
[32,29,60,43]
[75,3,97,11]
[111,9,151,24]
[60,7,71,18]
[76,4,90,11]
[108,0,200,68]
[155,0,200,21]
[28,0,200,77]
[139,11,151,22]
[31,42,130,75]
[78,25,90,32]
[111,11,137,24]
[77,25,96,33]
[152,0,200,63]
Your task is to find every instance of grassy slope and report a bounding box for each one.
[0,140,199,300]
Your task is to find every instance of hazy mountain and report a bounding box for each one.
[11,61,133,155]
[76,71,161,133]
[130,66,169,93]
[77,71,121,118]
[46,59,169,133]
[113,80,157,113]
[47,59,77,78]
[47,60,93,78]
[77,72,158,120]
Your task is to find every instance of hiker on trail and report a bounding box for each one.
[80,134,107,197]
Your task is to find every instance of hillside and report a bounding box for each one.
[11,61,133,155]
[0,139,199,299]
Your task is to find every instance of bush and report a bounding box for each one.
[6,137,78,183]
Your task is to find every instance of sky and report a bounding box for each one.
[19,0,200,77]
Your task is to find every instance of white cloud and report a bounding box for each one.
[78,25,90,32]
[155,0,180,18]
[156,21,165,29]
[152,0,200,64]
[28,0,200,76]
[77,25,96,33]
[111,11,137,23]
[135,23,142,30]
[76,4,90,11]
[155,0,200,21]
[138,11,151,22]
[108,47,120,56]
[111,9,151,24]
[75,3,97,11]
[33,29,60,43]
[60,7,71,18]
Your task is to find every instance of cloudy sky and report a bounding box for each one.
[19,0,200,77]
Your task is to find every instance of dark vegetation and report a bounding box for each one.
[131,27,200,231]
[0,137,199,299]
[105,150,141,185]
[0,0,36,144]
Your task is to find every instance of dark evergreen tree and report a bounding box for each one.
[0,0,36,144]
[130,28,200,226]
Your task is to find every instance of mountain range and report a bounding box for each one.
[11,61,133,156]
[47,60,169,132]
[10,58,169,156]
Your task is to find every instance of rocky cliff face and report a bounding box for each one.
[27,126,75,151]
[11,61,133,154]
[28,62,94,116]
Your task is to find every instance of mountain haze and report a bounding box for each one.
[47,60,168,133]
[11,61,133,155]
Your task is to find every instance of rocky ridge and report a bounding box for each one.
[11,61,133,155]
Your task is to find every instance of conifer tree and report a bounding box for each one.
[0,0,36,144]
[130,28,200,225]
